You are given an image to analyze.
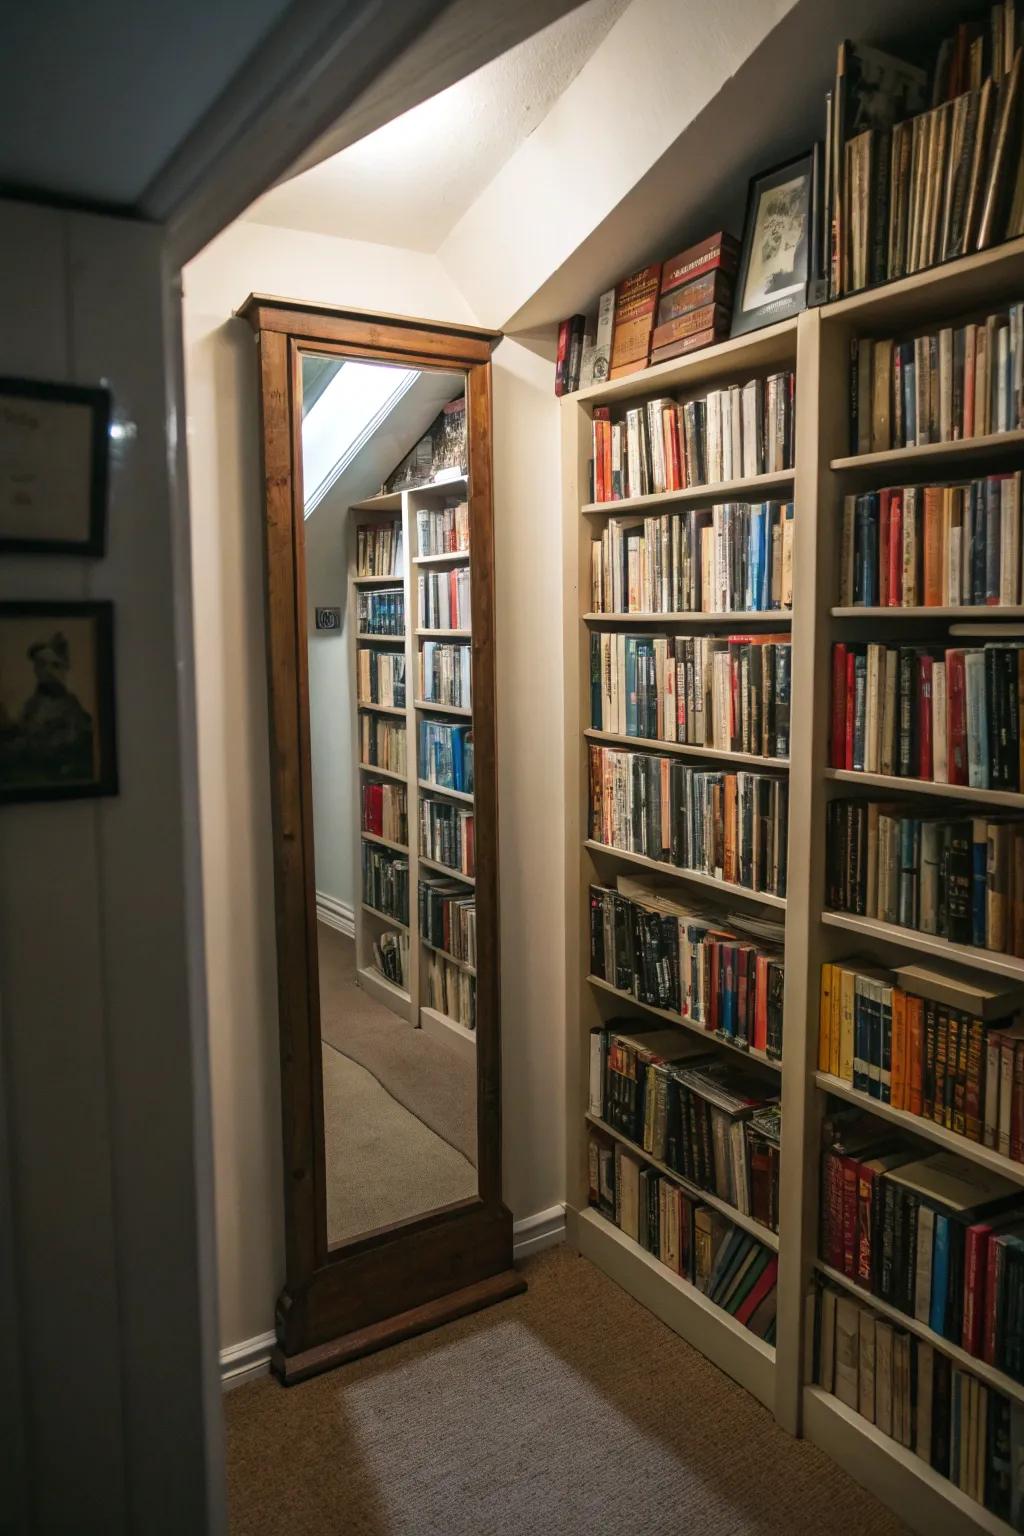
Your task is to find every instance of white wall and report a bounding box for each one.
[0,199,222,1531]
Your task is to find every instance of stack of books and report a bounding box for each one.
[831,638,1024,788]
[588,1125,778,1339]
[819,959,1024,1154]
[589,502,795,614]
[418,641,471,708]
[357,587,405,635]
[415,501,469,557]
[418,797,474,879]
[590,370,794,501]
[361,843,409,924]
[361,781,407,845]
[589,744,789,898]
[357,648,406,708]
[418,719,473,794]
[649,234,739,365]
[418,567,471,631]
[356,519,404,576]
[589,875,784,1058]
[590,630,791,758]
[418,876,476,967]
[825,797,1024,954]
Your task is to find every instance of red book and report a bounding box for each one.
[963,1220,993,1354]
[984,1232,1003,1363]
[831,643,848,767]
[609,264,661,378]
[918,654,934,779]
[845,651,856,769]
[753,954,768,1053]
[879,490,892,607]
[946,649,968,784]
[735,1254,779,1325]
[888,490,903,605]
[593,406,610,501]
[554,318,570,396]
[841,1155,861,1278]
[823,1149,845,1270]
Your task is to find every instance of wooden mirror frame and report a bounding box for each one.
[238,296,522,1384]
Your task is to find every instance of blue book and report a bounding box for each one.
[972,480,988,605]
[720,944,737,1040]
[853,983,870,1095]
[624,638,638,738]
[901,343,916,443]
[930,1212,950,1335]
[971,819,987,947]
[590,631,602,730]
[986,476,1002,603]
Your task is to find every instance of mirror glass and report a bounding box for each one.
[300,351,478,1250]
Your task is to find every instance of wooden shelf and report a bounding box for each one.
[585,727,788,770]
[572,1207,775,1410]
[803,1386,1012,1536]
[350,490,402,513]
[413,551,471,566]
[831,427,1024,474]
[417,778,473,804]
[357,700,406,716]
[832,604,1024,620]
[581,467,794,514]
[360,830,408,855]
[359,762,407,783]
[571,316,797,407]
[586,1113,779,1249]
[353,573,404,586]
[825,767,1024,808]
[421,938,476,976]
[356,965,411,1020]
[416,627,471,637]
[415,699,472,717]
[419,1003,476,1062]
[820,909,1024,983]
[583,610,792,626]
[583,838,787,909]
[815,1072,1024,1188]
[821,232,1024,330]
[587,973,781,1073]
[357,631,404,643]
[360,902,408,932]
[418,855,475,886]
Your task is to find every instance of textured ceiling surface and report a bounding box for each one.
[246,0,628,250]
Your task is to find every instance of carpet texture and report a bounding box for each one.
[322,1045,477,1246]
[318,924,477,1165]
[225,1246,910,1536]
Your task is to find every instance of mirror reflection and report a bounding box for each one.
[301,352,478,1249]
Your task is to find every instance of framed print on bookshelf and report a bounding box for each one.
[731,153,814,338]
[0,376,111,555]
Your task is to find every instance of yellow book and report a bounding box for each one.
[829,966,842,1079]
[819,964,834,1072]
[839,967,857,1083]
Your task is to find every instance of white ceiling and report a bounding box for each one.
[246,0,628,251]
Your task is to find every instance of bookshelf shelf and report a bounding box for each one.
[357,700,406,716]
[417,778,474,803]
[572,315,797,406]
[412,551,471,566]
[353,573,405,586]
[419,1003,476,1062]
[357,631,405,643]
[421,938,476,976]
[416,627,472,637]
[587,973,782,1072]
[584,727,788,770]
[359,762,406,783]
[824,768,1024,809]
[583,838,787,909]
[415,699,472,717]
[830,428,1024,474]
[581,467,795,515]
[572,1207,776,1410]
[360,902,409,932]
[816,1071,1024,1187]
[360,830,408,855]
[418,855,475,886]
[585,1113,780,1250]
[820,910,1024,983]
[831,605,1024,620]
[350,490,403,513]
[822,232,1024,329]
[587,973,781,1072]
[583,610,792,627]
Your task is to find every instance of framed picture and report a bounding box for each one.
[731,153,814,338]
[0,377,111,555]
[0,602,117,803]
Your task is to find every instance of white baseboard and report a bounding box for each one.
[218,1205,565,1388]
[316,891,354,937]
[512,1204,566,1260]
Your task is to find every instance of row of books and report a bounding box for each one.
[588,1131,778,1341]
[356,519,403,577]
[590,1020,780,1231]
[372,930,408,989]
[419,798,475,880]
[357,648,405,709]
[361,781,406,846]
[418,719,473,796]
[589,503,795,615]
[819,958,1024,1157]
[360,716,407,777]
[831,640,1024,790]
[825,799,1024,956]
[821,1114,1023,1375]
[849,308,1024,454]
[423,949,475,1029]
[590,631,791,759]
[415,501,469,558]
[361,843,409,926]
[589,745,790,898]
[357,586,404,636]
[418,641,471,710]
[839,474,1024,608]
[418,567,471,632]
[827,25,1024,303]
[589,876,785,1059]
[418,876,476,968]
[814,1281,1019,1522]
[589,369,794,502]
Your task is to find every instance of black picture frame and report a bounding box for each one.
[0,601,118,804]
[731,153,814,338]
[0,376,111,556]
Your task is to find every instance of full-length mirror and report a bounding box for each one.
[300,352,479,1247]
[241,296,519,1383]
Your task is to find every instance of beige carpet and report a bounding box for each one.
[318,924,476,1165]
[322,1046,477,1245]
[225,1247,910,1536]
